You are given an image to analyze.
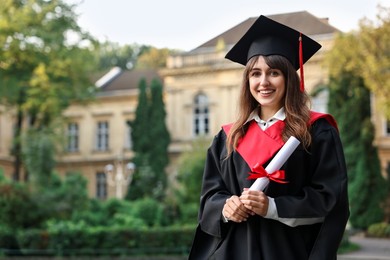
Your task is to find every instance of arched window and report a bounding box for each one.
[193,93,209,136]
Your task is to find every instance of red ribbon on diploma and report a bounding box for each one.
[247,162,288,184]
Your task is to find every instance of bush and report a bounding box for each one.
[12,225,196,256]
[0,181,43,230]
[0,226,22,255]
[33,172,90,222]
[132,197,165,227]
[367,222,390,238]
[178,202,198,224]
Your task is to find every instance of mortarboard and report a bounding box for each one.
[225,15,322,91]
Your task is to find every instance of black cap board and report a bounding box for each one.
[225,15,322,71]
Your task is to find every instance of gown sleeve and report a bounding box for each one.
[197,130,231,238]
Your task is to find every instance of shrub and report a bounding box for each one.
[13,225,196,256]
[0,181,43,229]
[178,202,198,224]
[367,222,390,238]
[132,197,165,227]
[0,226,21,255]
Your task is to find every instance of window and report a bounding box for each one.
[96,121,109,151]
[96,172,107,199]
[125,120,133,150]
[67,122,79,152]
[193,94,209,136]
[311,88,329,113]
[386,120,390,136]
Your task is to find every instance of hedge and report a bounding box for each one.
[367,222,390,238]
[0,225,196,257]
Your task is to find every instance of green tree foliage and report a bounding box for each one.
[173,139,209,224]
[0,0,97,180]
[29,172,89,224]
[95,41,151,71]
[0,173,42,230]
[175,139,208,204]
[131,78,150,154]
[0,170,90,230]
[135,47,172,69]
[326,6,390,119]
[128,79,152,200]
[127,78,170,201]
[358,6,390,118]
[131,197,166,227]
[148,79,170,199]
[326,33,386,229]
[21,128,56,187]
[48,197,168,231]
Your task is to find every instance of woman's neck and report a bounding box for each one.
[260,107,281,121]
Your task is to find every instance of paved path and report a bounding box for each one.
[338,235,390,260]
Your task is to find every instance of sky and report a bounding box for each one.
[66,0,390,51]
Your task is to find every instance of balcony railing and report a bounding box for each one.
[167,49,228,69]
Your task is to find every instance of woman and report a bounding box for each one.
[189,15,349,260]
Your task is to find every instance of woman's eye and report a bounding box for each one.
[250,71,261,77]
[270,70,280,76]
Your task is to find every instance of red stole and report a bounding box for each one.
[222,111,338,170]
[310,111,339,132]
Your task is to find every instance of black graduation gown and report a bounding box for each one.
[189,115,349,260]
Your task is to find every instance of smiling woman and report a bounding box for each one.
[189,15,349,260]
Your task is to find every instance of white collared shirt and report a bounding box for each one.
[246,107,286,131]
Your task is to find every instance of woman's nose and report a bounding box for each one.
[260,76,270,86]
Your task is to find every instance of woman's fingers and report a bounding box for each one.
[223,195,251,222]
[240,190,269,216]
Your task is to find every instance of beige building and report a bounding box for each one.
[58,69,162,198]
[1,11,388,199]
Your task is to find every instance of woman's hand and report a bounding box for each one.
[240,188,269,217]
[222,195,252,222]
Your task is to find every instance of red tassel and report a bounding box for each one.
[299,33,304,92]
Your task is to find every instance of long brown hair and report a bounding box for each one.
[226,55,312,157]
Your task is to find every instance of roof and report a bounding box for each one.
[98,68,162,92]
[193,11,340,51]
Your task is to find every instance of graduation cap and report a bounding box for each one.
[225,15,322,91]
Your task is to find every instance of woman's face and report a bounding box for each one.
[248,56,286,117]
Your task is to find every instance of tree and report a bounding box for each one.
[0,172,42,230]
[0,0,97,181]
[95,41,150,71]
[135,47,172,69]
[326,33,386,229]
[358,6,390,118]
[148,79,170,199]
[127,78,153,200]
[22,128,56,188]
[127,78,170,201]
[173,139,208,223]
[126,79,151,199]
[130,78,150,154]
[175,139,207,204]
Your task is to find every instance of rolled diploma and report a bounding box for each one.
[249,136,301,191]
